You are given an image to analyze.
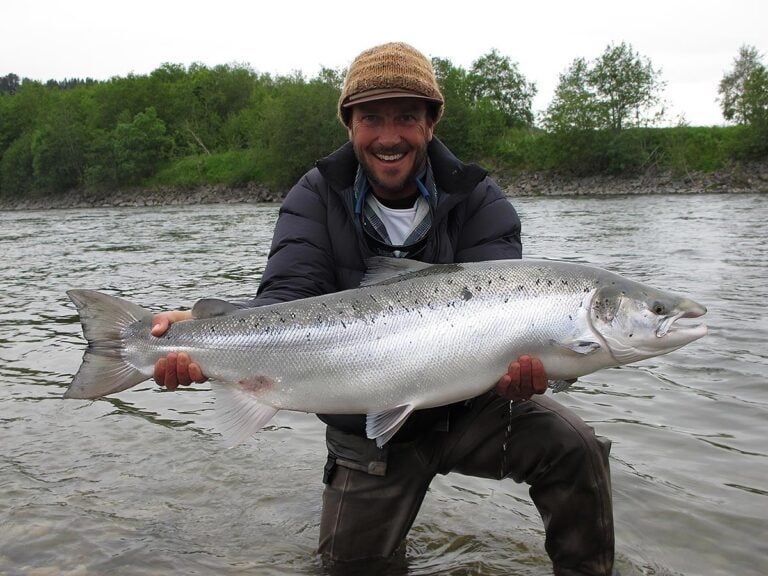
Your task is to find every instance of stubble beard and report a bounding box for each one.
[356,143,428,197]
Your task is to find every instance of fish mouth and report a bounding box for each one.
[656,300,708,339]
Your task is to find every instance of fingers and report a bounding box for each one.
[188,362,206,383]
[496,355,548,401]
[151,314,171,337]
[164,353,179,390]
[154,357,167,387]
[530,356,548,394]
[154,352,207,390]
[151,310,193,337]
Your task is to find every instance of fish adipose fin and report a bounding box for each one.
[192,298,239,319]
[65,289,152,399]
[366,403,416,447]
[214,381,279,447]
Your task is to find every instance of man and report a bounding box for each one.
[152,42,615,576]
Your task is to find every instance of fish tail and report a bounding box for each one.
[64,289,151,399]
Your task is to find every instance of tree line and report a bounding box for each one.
[1,43,766,198]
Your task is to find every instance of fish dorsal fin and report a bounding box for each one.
[192,298,239,319]
[366,403,416,447]
[359,257,434,287]
[214,380,279,447]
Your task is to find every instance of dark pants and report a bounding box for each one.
[319,393,614,576]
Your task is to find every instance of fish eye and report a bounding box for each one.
[651,301,667,315]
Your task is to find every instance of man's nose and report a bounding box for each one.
[376,119,401,146]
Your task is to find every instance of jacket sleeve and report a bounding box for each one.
[454,176,522,262]
[240,170,339,307]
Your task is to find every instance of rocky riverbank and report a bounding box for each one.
[1,161,766,211]
[0,182,282,211]
[501,159,768,197]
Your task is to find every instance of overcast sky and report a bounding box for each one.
[3,0,766,127]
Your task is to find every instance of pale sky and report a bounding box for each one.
[3,0,766,127]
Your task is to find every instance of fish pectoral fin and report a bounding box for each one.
[554,338,602,356]
[214,382,279,448]
[366,403,416,448]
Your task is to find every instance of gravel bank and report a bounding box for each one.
[1,161,766,211]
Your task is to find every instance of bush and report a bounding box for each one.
[150,149,263,188]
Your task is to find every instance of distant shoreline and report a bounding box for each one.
[1,161,766,211]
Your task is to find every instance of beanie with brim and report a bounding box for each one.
[339,42,444,126]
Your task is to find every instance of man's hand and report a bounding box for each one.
[495,355,549,402]
[151,310,207,390]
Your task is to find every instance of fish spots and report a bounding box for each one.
[462,287,473,301]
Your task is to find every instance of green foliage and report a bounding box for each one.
[467,49,536,128]
[545,42,665,132]
[250,73,347,189]
[0,73,20,95]
[29,91,90,193]
[113,107,172,184]
[150,150,263,188]
[718,45,765,124]
[0,131,34,196]
[432,52,535,162]
[495,125,746,177]
[0,50,765,200]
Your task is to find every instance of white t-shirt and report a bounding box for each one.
[368,195,419,246]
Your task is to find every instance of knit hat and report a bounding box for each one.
[339,42,444,126]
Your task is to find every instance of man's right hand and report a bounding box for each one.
[151,310,207,390]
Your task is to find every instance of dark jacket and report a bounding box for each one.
[247,137,522,449]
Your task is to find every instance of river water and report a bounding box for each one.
[1,193,766,576]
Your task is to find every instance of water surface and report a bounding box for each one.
[1,194,766,575]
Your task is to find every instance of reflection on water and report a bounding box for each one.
[1,196,767,576]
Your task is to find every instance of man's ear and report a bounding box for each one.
[425,120,434,142]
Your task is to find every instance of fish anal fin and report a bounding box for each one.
[214,379,279,447]
[366,403,416,448]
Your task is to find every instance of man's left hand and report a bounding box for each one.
[495,355,549,402]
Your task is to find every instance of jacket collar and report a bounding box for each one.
[315,137,488,198]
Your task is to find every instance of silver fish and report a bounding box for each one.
[65,258,707,446]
